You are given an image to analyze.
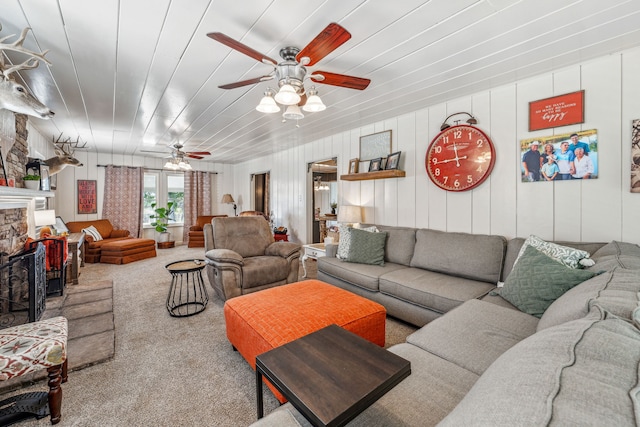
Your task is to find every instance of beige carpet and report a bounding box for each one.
[9,245,416,426]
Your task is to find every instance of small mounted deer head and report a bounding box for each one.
[0,26,54,119]
[44,133,84,175]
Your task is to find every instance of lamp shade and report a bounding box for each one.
[274,84,301,105]
[256,93,280,113]
[221,194,235,204]
[282,104,304,120]
[302,94,326,112]
[34,209,56,227]
[337,205,362,224]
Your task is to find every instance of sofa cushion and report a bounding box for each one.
[211,216,273,258]
[336,225,378,260]
[538,267,640,331]
[345,228,387,266]
[500,245,597,318]
[376,225,416,265]
[379,267,496,314]
[588,240,640,270]
[438,307,640,427]
[317,257,406,292]
[407,299,538,375]
[410,229,506,284]
[515,234,594,269]
[82,225,103,242]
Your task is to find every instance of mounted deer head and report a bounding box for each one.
[44,133,84,175]
[0,26,54,119]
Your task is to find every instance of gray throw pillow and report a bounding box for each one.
[345,228,387,266]
[501,245,597,318]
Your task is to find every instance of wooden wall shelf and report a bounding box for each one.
[340,170,406,181]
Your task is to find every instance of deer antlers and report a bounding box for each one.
[53,132,87,154]
[0,27,51,80]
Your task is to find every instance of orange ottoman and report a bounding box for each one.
[100,238,157,264]
[224,279,386,403]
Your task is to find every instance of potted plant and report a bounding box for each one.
[150,202,174,243]
[23,174,41,190]
[330,202,338,215]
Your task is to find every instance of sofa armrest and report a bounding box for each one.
[110,229,130,238]
[205,248,243,265]
[204,224,214,251]
[325,243,338,258]
[265,242,301,259]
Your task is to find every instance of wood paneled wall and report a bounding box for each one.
[234,46,640,245]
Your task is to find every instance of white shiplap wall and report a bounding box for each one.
[234,46,640,245]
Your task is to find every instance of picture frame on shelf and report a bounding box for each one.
[349,158,359,174]
[385,151,402,170]
[369,157,383,172]
[360,130,392,161]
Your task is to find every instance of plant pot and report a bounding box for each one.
[24,180,40,190]
[157,231,171,243]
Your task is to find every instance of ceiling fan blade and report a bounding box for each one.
[311,71,370,90]
[186,154,205,160]
[296,23,351,67]
[187,151,211,156]
[207,32,278,66]
[219,75,273,89]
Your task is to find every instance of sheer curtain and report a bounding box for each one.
[183,171,213,242]
[102,165,144,237]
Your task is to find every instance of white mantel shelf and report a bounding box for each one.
[0,186,54,209]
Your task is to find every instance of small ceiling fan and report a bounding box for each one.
[141,143,211,160]
[207,23,370,113]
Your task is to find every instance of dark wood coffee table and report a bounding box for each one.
[255,324,411,427]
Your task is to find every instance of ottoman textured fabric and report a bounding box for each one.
[224,279,386,402]
[100,238,157,264]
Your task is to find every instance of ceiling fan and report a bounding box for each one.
[207,23,370,118]
[141,143,211,160]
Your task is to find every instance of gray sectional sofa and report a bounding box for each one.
[251,226,640,426]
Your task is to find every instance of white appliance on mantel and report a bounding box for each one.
[0,187,55,238]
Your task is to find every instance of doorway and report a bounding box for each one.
[251,171,270,216]
[309,158,337,243]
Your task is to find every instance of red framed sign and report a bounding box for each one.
[529,90,584,131]
[77,179,97,214]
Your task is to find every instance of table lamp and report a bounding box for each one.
[338,205,362,227]
[221,194,237,216]
[34,209,56,236]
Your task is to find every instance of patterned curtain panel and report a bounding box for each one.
[183,171,212,242]
[102,165,144,237]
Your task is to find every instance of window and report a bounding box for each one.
[143,171,185,226]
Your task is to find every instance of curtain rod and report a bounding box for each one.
[97,164,218,174]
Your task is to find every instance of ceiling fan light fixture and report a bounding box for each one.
[275,83,301,105]
[302,87,326,112]
[282,104,304,120]
[164,160,179,170]
[256,89,280,113]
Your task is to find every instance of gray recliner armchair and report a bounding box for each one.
[204,216,301,301]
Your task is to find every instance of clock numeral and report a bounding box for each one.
[434,168,441,177]
[476,139,483,147]
[476,165,483,173]
[454,179,460,188]
[443,136,449,144]
[468,131,473,139]
[431,157,438,165]
[434,145,442,153]
[454,130,462,139]
[467,175,473,183]
[443,176,448,184]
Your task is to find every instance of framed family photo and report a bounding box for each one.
[369,157,383,172]
[520,129,598,183]
[385,151,401,170]
[349,158,359,174]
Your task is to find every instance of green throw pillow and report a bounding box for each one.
[345,228,387,266]
[501,245,597,318]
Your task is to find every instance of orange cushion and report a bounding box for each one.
[224,279,386,403]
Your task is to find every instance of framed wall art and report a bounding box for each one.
[77,179,97,214]
[529,90,584,131]
[520,129,598,183]
[631,119,640,193]
[360,130,392,161]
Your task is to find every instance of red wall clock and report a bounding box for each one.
[425,124,496,191]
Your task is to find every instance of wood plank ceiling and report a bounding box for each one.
[2,0,639,164]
